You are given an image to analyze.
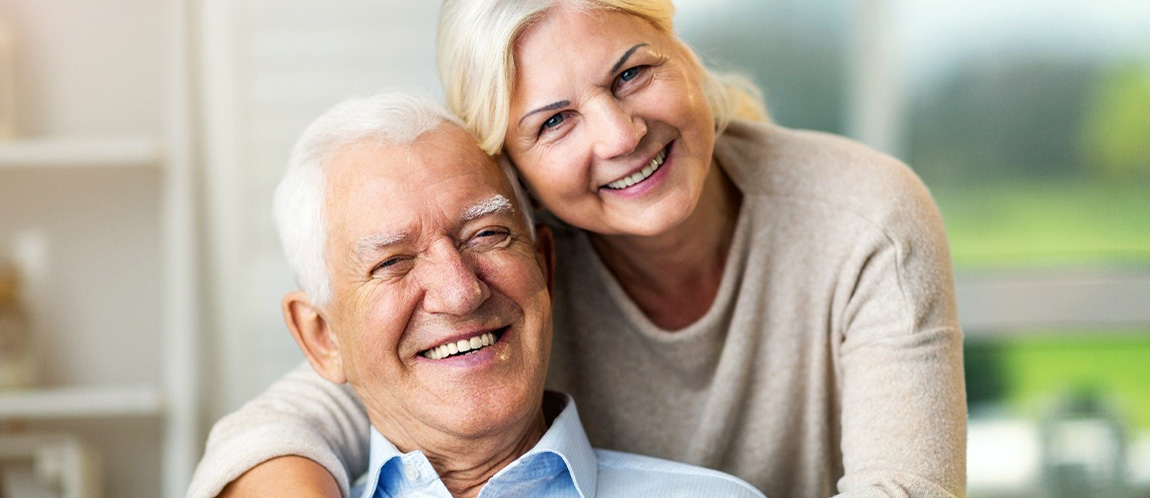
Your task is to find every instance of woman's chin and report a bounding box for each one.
[592,198,698,239]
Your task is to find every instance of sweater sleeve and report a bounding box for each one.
[186,362,369,498]
[833,164,968,497]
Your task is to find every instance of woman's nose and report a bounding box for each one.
[419,244,490,316]
[590,98,646,159]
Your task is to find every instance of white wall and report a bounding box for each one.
[0,0,174,496]
[200,0,443,423]
[1,0,166,387]
[4,0,165,136]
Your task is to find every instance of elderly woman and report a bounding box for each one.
[190,1,966,497]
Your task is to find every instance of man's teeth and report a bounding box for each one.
[605,148,666,190]
[422,332,498,360]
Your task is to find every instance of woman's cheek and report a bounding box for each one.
[539,145,576,185]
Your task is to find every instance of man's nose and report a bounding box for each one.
[590,98,646,159]
[418,242,490,316]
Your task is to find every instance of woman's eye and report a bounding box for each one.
[541,113,564,131]
[616,66,650,89]
[612,66,650,95]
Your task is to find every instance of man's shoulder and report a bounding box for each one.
[592,449,766,497]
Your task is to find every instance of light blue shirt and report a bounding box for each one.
[353,392,766,498]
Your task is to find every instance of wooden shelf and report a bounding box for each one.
[0,385,163,420]
[0,137,162,169]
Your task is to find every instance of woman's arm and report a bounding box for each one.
[186,362,369,498]
[834,164,967,497]
[217,456,340,498]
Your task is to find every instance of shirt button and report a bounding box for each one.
[404,467,420,481]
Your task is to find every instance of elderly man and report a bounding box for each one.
[222,92,766,498]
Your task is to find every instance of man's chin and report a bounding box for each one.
[432,386,545,440]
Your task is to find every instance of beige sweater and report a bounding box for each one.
[188,121,967,498]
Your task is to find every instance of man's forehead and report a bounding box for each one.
[330,127,501,183]
[325,124,515,227]
[338,163,512,225]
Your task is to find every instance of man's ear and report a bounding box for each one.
[534,224,556,296]
[282,291,347,384]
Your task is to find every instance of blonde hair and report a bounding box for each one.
[437,0,769,156]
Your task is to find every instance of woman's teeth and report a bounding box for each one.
[422,332,498,360]
[605,148,666,190]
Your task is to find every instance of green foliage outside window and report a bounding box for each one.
[1079,64,1150,182]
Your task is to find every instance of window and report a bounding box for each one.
[676,1,1150,495]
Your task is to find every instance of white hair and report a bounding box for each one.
[273,92,534,305]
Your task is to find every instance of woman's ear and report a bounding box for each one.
[282,291,347,384]
[534,224,556,296]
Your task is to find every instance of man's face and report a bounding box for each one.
[318,124,552,443]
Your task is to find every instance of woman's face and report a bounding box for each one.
[504,7,715,237]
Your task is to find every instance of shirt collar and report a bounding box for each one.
[517,391,598,497]
[358,391,599,498]
[359,426,404,498]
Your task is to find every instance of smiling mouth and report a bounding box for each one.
[420,327,508,360]
[603,144,669,190]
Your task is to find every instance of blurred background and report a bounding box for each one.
[0,0,1146,496]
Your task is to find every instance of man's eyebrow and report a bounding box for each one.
[462,195,514,222]
[517,100,570,127]
[354,233,408,261]
[610,43,649,75]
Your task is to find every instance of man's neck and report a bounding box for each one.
[372,406,549,498]
[432,411,546,498]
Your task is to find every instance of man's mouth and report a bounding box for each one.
[603,144,669,190]
[420,327,508,360]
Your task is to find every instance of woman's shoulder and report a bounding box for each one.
[717,119,939,230]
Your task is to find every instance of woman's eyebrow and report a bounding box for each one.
[610,43,649,74]
[515,43,649,128]
[518,100,570,127]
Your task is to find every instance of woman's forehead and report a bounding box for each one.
[514,8,661,79]
[511,11,671,114]
[526,5,655,39]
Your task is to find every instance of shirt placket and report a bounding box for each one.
[379,454,454,498]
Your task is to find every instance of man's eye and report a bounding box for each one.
[372,256,412,276]
[468,227,512,251]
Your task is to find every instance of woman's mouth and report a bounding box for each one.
[603,144,668,190]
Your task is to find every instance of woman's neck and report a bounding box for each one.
[590,160,742,330]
